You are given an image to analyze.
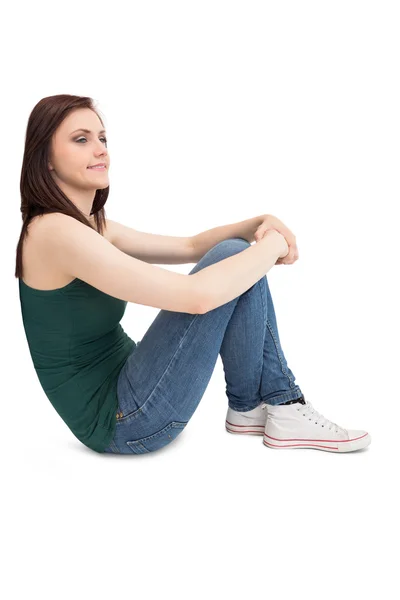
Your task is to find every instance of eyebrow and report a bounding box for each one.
[70,128,106,135]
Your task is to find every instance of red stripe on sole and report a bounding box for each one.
[264,432,368,443]
[226,426,264,435]
[264,440,339,450]
[225,419,265,429]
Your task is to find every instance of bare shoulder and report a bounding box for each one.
[22,213,95,289]
[31,212,114,243]
[24,213,115,288]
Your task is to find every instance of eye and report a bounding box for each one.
[76,136,108,145]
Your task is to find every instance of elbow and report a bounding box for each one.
[196,294,213,315]
[189,274,213,314]
[192,300,206,315]
[195,304,207,315]
[189,292,210,315]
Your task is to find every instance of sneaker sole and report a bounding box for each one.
[225,421,265,436]
[263,432,371,452]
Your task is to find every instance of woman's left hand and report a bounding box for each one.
[254,214,299,265]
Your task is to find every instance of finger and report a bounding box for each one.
[282,245,296,264]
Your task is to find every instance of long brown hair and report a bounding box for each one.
[15,94,109,279]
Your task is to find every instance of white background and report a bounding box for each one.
[2,1,399,598]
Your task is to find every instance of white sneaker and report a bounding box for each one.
[225,403,268,436]
[263,397,371,452]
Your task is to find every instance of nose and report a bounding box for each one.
[95,139,108,156]
[95,148,108,160]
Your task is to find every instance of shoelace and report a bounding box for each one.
[262,400,346,434]
[298,400,346,434]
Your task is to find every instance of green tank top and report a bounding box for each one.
[19,276,136,453]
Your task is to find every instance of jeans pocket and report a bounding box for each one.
[126,421,188,454]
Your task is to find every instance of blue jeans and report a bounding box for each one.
[103,238,303,454]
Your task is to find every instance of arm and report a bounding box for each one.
[107,219,195,265]
[40,214,204,314]
[190,215,265,261]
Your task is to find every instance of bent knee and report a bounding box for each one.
[216,237,250,249]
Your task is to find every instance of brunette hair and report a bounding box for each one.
[15,94,109,279]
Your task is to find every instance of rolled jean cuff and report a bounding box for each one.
[261,386,304,406]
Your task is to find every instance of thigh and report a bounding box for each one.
[111,238,251,453]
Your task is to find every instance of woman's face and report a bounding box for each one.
[48,107,110,192]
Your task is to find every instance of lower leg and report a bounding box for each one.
[258,275,304,406]
[220,271,303,411]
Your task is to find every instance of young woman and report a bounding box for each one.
[16,94,371,455]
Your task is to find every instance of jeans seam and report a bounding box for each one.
[126,440,148,453]
[266,319,296,389]
[257,277,267,328]
[130,421,187,444]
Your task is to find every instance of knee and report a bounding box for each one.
[214,237,251,254]
[189,237,251,275]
